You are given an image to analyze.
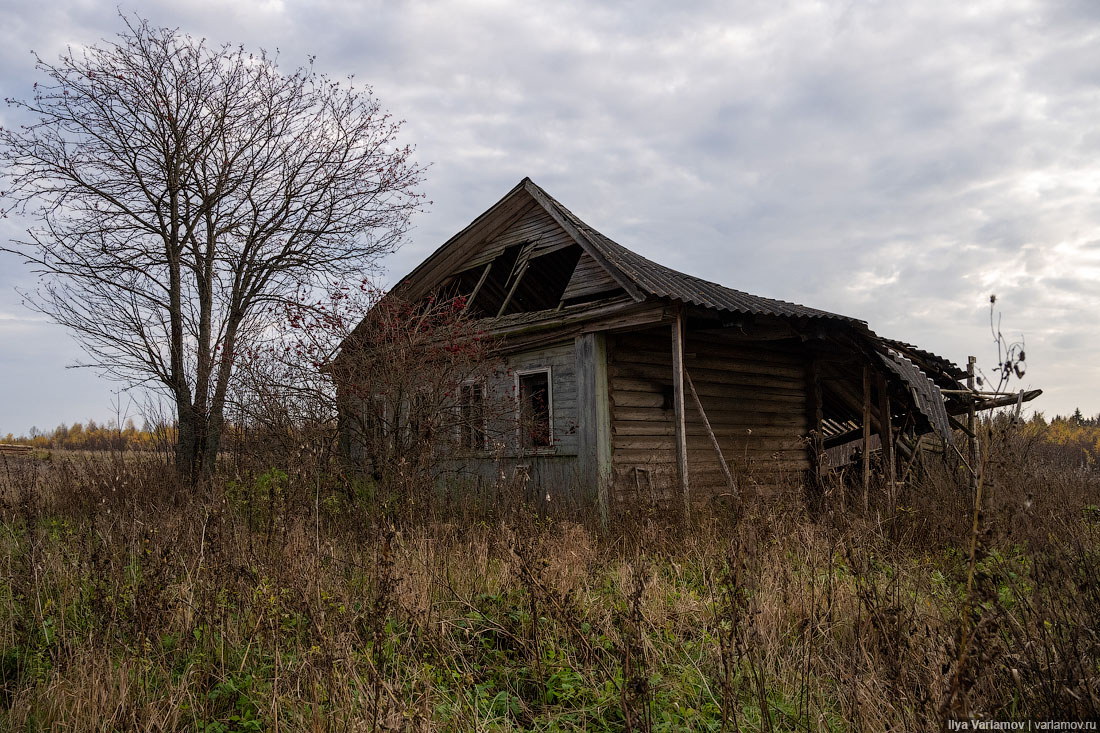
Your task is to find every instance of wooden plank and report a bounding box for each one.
[611,392,806,415]
[671,311,689,511]
[609,376,805,399]
[611,351,806,379]
[561,252,623,301]
[609,363,803,390]
[522,180,645,302]
[465,262,492,311]
[399,190,536,301]
[613,435,808,452]
[496,243,535,317]
[575,332,611,526]
[615,337,806,362]
[612,449,811,468]
[578,307,673,334]
[610,406,807,426]
[612,383,806,406]
[622,332,805,358]
[465,201,548,268]
[521,181,646,301]
[613,422,806,440]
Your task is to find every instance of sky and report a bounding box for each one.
[1,0,1098,434]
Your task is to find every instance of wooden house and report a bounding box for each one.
[337,178,1036,521]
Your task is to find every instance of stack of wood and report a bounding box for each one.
[0,444,34,456]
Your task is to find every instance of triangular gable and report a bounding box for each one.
[395,178,643,306]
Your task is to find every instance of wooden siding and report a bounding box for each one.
[465,203,576,270]
[575,332,612,521]
[608,328,811,505]
[501,341,579,456]
[437,339,585,501]
[561,252,622,302]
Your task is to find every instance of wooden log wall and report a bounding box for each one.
[608,327,811,505]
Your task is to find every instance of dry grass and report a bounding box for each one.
[0,423,1097,731]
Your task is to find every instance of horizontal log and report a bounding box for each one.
[610,391,810,411]
[611,404,809,424]
[610,376,806,401]
[613,346,804,372]
[611,354,805,380]
[614,435,808,451]
[616,331,803,354]
[612,447,810,466]
[607,358,805,383]
[614,337,804,363]
[612,421,807,438]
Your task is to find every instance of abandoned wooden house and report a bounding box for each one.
[336,178,1038,520]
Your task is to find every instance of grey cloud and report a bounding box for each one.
[1,0,1100,431]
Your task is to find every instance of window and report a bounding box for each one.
[407,389,433,444]
[363,395,387,451]
[459,382,486,451]
[517,369,552,448]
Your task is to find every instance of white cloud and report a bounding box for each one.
[1,0,1099,431]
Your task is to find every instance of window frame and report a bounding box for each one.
[514,366,554,452]
[457,379,489,453]
[405,386,435,446]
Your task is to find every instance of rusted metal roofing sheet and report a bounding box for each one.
[879,349,955,445]
[530,181,863,324]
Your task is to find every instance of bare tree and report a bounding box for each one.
[0,17,424,482]
[234,283,509,501]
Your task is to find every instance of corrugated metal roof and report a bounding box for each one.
[880,338,967,382]
[879,349,955,445]
[529,180,864,324]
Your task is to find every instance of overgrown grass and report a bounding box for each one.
[0,424,1097,731]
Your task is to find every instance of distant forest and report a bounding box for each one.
[2,419,169,452]
[4,410,1099,461]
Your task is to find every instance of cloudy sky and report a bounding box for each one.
[1,0,1098,434]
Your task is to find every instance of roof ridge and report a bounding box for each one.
[526,178,861,323]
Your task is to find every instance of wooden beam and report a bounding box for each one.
[522,180,645,302]
[672,310,690,513]
[685,370,738,499]
[824,376,885,436]
[899,434,924,484]
[576,332,612,527]
[466,261,492,311]
[496,243,534,317]
[400,189,535,301]
[862,364,871,514]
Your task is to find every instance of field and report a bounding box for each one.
[0,422,1098,731]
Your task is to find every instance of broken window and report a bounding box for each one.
[458,382,486,451]
[517,369,552,448]
[406,389,434,445]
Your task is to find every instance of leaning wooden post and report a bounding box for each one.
[672,310,690,514]
[686,370,738,499]
[862,364,871,513]
[967,356,979,496]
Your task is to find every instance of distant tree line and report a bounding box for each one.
[1017,410,1100,463]
[1,420,171,452]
